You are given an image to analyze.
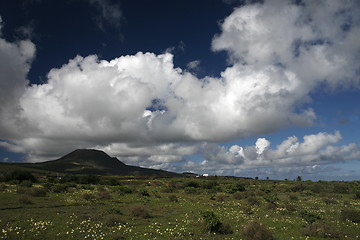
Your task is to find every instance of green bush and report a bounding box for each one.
[0,183,7,192]
[266,202,277,210]
[233,191,245,200]
[28,187,47,197]
[184,180,200,188]
[331,182,349,194]
[202,211,232,234]
[263,193,278,204]
[168,194,178,202]
[323,197,338,204]
[98,190,111,200]
[162,181,178,193]
[129,204,151,218]
[340,208,360,223]
[225,183,246,193]
[107,205,122,215]
[138,189,150,197]
[52,184,69,193]
[289,183,305,192]
[20,180,33,187]
[104,214,123,227]
[201,180,218,190]
[202,211,220,232]
[283,203,297,212]
[5,170,36,182]
[302,222,345,239]
[79,175,100,184]
[354,190,360,200]
[100,178,120,186]
[16,187,27,194]
[288,193,299,201]
[309,182,324,193]
[117,186,133,194]
[112,233,126,240]
[243,205,254,215]
[300,210,322,224]
[184,186,198,194]
[243,221,274,240]
[215,194,227,202]
[82,193,96,201]
[19,196,32,204]
[246,197,260,206]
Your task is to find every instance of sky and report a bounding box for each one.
[0,0,360,181]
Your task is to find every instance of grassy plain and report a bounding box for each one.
[0,176,359,240]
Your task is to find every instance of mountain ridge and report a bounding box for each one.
[0,149,182,177]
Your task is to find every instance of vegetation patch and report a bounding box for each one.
[129,204,151,218]
[202,210,233,234]
[0,175,359,239]
[243,221,274,240]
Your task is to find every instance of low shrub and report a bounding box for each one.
[5,170,36,183]
[129,204,151,218]
[243,221,274,240]
[263,193,278,204]
[299,210,322,224]
[215,194,227,202]
[100,178,120,186]
[117,186,133,194]
[0,183,7,192]
[260,187,272,194]
[217,222,233,235]
[20,180,33,187]
[202,211,232,234]
[288,193,299,201]
[112,233,126,240]
[138,189,150,197]
[98,190,111,200]
[104,214,123,227]
[243,205,254,215]
[52,184,68,193]
[246,197,260,206]
[302,222,346,239]
[42,182,53,191]
[168,194,178,202]
[184,180,200,188]
[331,182,349,194]
[354,190,360,200]
[308,182,324,193]
[107,206,122,215]
[201,180,218,190]
[16,187,27,194]
[19,196,32,204]
[266,202,277,210]
[225,183,246,193]
[243,191,257,198]
[289,183,305,192]
[82,193,96,202]
[184,186,198,194]
[162,181,178,193]
[283,203,297,212]
[81,184,94,190]
[233,191,245,200]
[340,208,360,223]
[323,197,338,205]
[28,187,47,197]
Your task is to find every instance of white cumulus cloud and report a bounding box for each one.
[0,0,359,176]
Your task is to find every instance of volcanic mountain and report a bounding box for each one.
[2,149,181,177]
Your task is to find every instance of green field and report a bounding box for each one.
[0,175,359,240]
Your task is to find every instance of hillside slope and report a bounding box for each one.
[1,149,181,177]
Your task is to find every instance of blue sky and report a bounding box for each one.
[0,0,359,180]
